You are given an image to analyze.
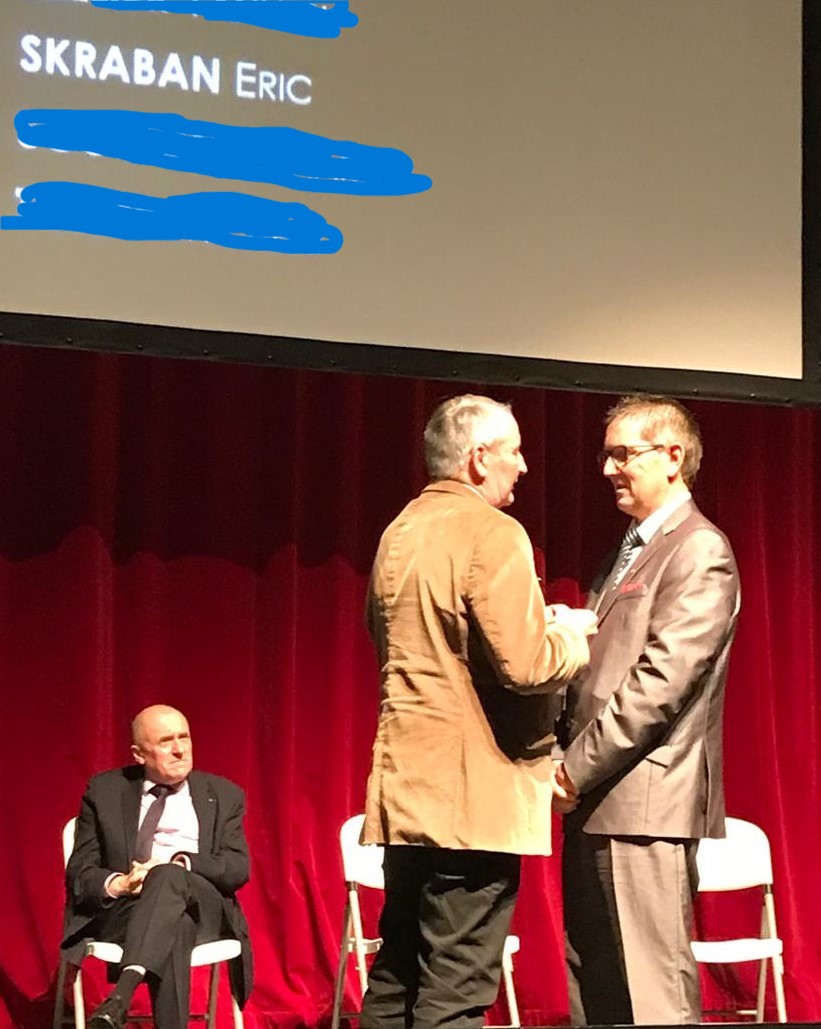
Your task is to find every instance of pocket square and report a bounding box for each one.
[618,581,648,597]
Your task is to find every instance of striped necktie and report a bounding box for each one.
[611,525,643,588]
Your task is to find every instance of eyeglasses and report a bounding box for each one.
[596,443,665,471]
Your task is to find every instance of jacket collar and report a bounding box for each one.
[422,479,489,504]
[636,490,692,543]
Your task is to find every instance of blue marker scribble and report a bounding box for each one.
[88,1,359,38]
[15,110,433,197]
[0,181,343,253]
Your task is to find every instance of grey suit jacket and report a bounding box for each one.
[560,500,740,839]
[62,766,253,1006]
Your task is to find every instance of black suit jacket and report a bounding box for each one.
[62,765,253,1006]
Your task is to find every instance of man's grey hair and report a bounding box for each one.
[424,394,514,480]
[606,394,703,487]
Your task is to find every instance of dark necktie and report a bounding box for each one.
[134,784,172,862]
[611,524,643,588]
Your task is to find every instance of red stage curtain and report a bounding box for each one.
[0,344,817,1027]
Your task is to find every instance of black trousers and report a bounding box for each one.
[90,863,225,1029]
[359,846,520,1029]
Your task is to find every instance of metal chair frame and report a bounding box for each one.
[691,816,787,1023]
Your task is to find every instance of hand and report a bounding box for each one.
[548,604,598,636]
[108,859,159,897]
[552,761,579,814]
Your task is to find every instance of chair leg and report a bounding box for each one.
[53,956,68,1029]
[205,963,220,1029]
[348,891,369,1000]
[501,949,521,1028]
[72,965,86,1029]
[331,904,353,1029]
[772,954,788,1023]
[763,890,788,1023]
[755,956,767,1022]
[231,991,245,1029]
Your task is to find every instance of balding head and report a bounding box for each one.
[131,704,193,786]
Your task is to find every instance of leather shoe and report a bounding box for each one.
[88,992,129,1029]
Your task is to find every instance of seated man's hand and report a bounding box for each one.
[108,859,160,898]
[551,761,580,814]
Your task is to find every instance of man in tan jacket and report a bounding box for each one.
[360,394,594,1029]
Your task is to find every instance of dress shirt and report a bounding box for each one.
[103,778,199,897]
[139,777,199,863]
[618,490,692,580]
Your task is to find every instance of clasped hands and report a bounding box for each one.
[108,854,189,897]
[107,859,160,897]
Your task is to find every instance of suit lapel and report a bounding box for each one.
[189,771,216,851]
[593,565,634,621]
[594,501,697,622]
[590,539,651,621]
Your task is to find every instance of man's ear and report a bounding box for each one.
[468,443,489,483]
[666,442,685,479]
[131,743,145,766]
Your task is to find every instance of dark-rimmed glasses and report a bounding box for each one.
[596,443,665,471]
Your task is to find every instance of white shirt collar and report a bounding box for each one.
[142,777,188,796]
[634,490,691,544]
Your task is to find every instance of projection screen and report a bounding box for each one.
[0,0,808,399]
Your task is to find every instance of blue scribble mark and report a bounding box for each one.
[0,181,344,253]
[15,110,433,197]
[88,1,359,38]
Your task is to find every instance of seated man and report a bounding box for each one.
[60,704,253,1029]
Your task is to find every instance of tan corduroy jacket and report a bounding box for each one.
[362,480,590,856]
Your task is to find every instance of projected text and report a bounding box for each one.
[20,34,312,104]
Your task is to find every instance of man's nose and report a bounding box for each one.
[518,454,528,474]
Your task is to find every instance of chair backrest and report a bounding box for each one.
[695,817,774,892]
[340,814,384,890]
[62,817,77,868]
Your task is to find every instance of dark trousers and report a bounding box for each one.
[91,863,225,1029]
[563,828,700,1026]
[359,846,520,1029]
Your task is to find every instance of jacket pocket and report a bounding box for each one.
[645,743,673,767]
[615,582,649,599]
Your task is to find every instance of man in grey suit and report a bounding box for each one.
[555,395,740,1025]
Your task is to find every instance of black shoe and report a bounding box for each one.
[88,992,129,1029]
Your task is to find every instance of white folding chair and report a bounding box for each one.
[330,814,521,1029]
[54,818,244,1029]
[691,817,787,1023]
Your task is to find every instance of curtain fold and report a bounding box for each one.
[0,344,817,1027]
